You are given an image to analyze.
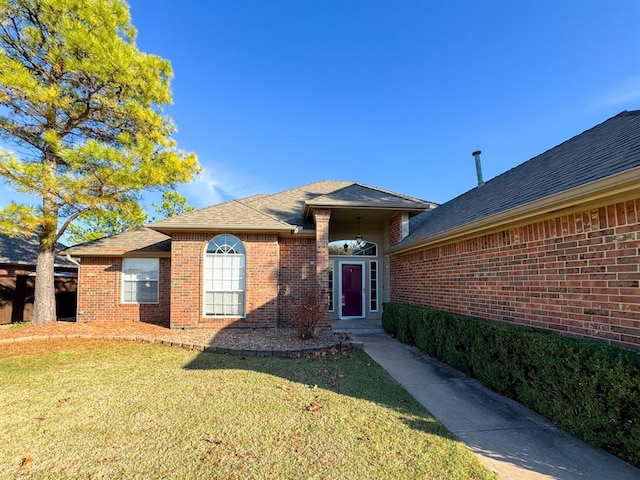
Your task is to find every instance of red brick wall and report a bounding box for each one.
[170,232,279,329]
[388,213,403,247]
[279,237,316,326]
[76,233,321,330]
[313,209,331,327]
[77,257,170,326]
[391,197,640,351]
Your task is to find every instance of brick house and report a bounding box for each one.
[0,234,77,324]
[65,110,640,349]
[65,182,433,329]
[388,110,640,350]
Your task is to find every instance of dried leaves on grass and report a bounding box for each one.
[0,339,496,480]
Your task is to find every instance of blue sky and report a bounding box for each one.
[2,0,639,212]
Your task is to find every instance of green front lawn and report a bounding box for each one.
[0,339,495,479]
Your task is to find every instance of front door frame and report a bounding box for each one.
[338,260,365,319]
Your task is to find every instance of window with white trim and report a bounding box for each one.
[204,234,246,317]
[328,262,334,311]
[122,258,159,304]
[370,260,378,312]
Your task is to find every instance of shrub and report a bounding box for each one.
[382,302,640,467]
[287,287,327,339]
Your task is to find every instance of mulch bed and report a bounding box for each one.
[0,321,357,357]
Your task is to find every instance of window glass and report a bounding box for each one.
[122,258,159,304]
[328,263,334,311]
[370,261,378,312]
[204,235,246,317]
[328,240,377,256]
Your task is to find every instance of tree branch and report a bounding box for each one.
[54,207,89,245]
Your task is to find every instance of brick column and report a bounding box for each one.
[313,208,331,327]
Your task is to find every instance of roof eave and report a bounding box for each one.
[388,166,640,255]
[303,202,429,219]
[0,260,78,269]
[147,225,298,235]
[64,250,172,258]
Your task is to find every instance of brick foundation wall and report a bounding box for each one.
[279,237,316,326]
[391,197,640,351]
[170,232,279,329]
[77,257,170,326]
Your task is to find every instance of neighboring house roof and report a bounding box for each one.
[0,233,77,268]
[64,227,171,257]
[394,110,640,252]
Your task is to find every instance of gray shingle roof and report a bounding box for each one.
[148,180,431,234]
[238,180,356,231]
[0,234,77,268]
[66,180,433,256]
[305,183,432,210]
[400,110,640,248]
[147,198,296,233]
[64,227,171,257]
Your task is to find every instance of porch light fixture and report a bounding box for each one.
[355,216,365,248]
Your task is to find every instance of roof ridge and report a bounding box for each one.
[257,180,354,200]
[616,110,640,117]
[350,181,435,205]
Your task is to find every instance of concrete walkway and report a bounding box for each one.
[332,318,640,480]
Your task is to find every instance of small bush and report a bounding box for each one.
[382,302,640,467]
[287,287,327,339]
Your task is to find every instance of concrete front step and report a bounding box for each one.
[331,317,384,334]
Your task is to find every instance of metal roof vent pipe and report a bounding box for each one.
[472,150,484,187]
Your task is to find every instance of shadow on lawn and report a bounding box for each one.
[182,347,456,441]
[182,339,640,480]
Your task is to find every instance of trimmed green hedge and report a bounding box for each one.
[382,302,640,467]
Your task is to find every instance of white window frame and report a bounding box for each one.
[203,234,246,318]
[122,258,159,304]
[369,260,379,312]
[328,262,334,312]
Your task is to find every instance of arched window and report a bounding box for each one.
[328,240,377,256]
[204,234,246,317]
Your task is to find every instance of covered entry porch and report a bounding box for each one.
[303,183,434,324]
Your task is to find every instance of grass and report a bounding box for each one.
[0,339,496,479]
[5,321,29,330]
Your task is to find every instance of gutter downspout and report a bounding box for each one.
[66,253,80,267]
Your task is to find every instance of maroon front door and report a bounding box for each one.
[341,263,363,318]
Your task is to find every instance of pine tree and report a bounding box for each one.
[0,0,200,323]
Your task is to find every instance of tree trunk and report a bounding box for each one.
[32,148,59,325]
[31,248,57,324]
